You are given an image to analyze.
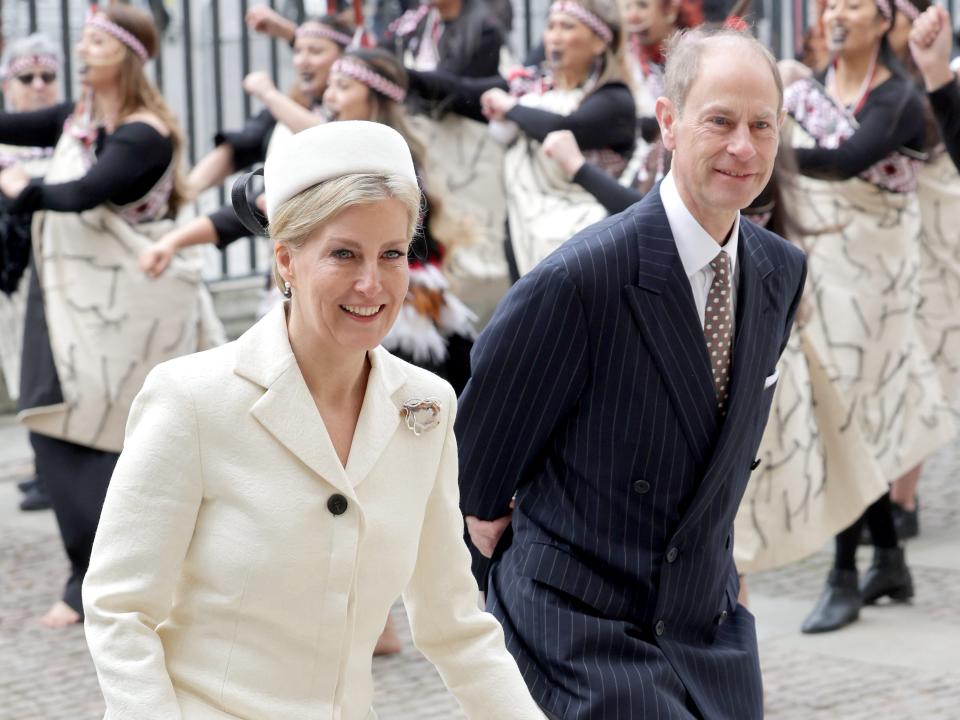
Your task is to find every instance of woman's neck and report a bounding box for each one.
[92,84,125,131]
[553,66,590,90]
[834,46,878,94]
[287,312,369,410]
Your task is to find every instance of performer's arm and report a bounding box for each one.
[0,102,73,147]
[83,364,202,718]
[140,215,219,278]
[456,260,590,521]
[542,129,643,213]
[406,68,508,122]
[793,87,925,179]
[402,385,546,720]
[207,109,277,175]
[505,82,635,151]
[928,80,960,173]
[8,123,170,213]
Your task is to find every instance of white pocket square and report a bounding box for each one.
[763,369,780,389]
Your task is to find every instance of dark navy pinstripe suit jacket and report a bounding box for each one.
[456,185,807,719]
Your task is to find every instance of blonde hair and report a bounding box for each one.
[269,172,422,289]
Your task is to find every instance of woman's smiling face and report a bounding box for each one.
[277,198,410,353]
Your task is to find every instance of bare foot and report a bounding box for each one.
[39,601,82,629]
[374,615,402,656]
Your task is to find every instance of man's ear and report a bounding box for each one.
[655,96,679,151]
[777,108,786,130]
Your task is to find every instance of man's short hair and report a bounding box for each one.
[663,27,783,116]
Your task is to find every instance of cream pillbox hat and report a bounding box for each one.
[263,121,418,219]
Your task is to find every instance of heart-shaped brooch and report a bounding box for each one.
[400,398,442,436]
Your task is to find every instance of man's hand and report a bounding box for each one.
[465,513,512,558]
[910,6,955,92]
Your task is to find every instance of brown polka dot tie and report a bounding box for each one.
[704,251,733,412]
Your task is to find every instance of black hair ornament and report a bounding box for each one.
[231,167,269,237]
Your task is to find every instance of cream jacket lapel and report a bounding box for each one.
[233,305,409,495]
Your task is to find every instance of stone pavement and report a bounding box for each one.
[1,414,958,719]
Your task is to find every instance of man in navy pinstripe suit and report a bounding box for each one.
[456,27,807,719]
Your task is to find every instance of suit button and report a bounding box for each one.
[750,458,761,471]
[327,494,348,516]
[718,610,729,625]
[666,547,679,563]
[633,479,651,494]
[655,620,665,636]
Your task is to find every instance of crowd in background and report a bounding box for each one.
[1,0,959,675]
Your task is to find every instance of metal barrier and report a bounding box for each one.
[3,0,960,279]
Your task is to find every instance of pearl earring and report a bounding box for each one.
[282,281,292,298]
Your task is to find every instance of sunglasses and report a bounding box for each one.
[15,72,57,85]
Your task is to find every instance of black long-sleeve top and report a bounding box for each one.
[207,110,281,246]
[209,204,250,248]
[572,163,642,214]
[214,108,277,172]
[928,77,960,174]
[794,75,925,180]
[0,102,174,214]
[406,69,636,155]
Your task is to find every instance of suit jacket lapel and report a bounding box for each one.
[344,346,405,487]
[675,221,779,534]
[622,190,721,467]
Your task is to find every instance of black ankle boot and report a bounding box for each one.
[892,502,919,540]
[860,546,913,605]
[801,569,862,634]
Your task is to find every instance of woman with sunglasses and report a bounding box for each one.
[0,33,62,514]
[0,6,223,629]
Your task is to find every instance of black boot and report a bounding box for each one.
[19,477,52,512]
[17,476,37,493]
[801,569,862,634]
[860,546,913,605]
[891,501,919,541]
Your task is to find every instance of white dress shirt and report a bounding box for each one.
[660,171,740,333]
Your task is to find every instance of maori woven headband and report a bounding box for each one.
[550,1,614,44]
[296,22,354,47]
[5,54,58,80]
[87,15,149,62]
[331,58,406,103]
[895,0,920,21]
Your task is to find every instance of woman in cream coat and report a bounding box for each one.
[82,121,545,720]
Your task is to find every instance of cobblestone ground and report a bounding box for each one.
[1,428,957,719]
